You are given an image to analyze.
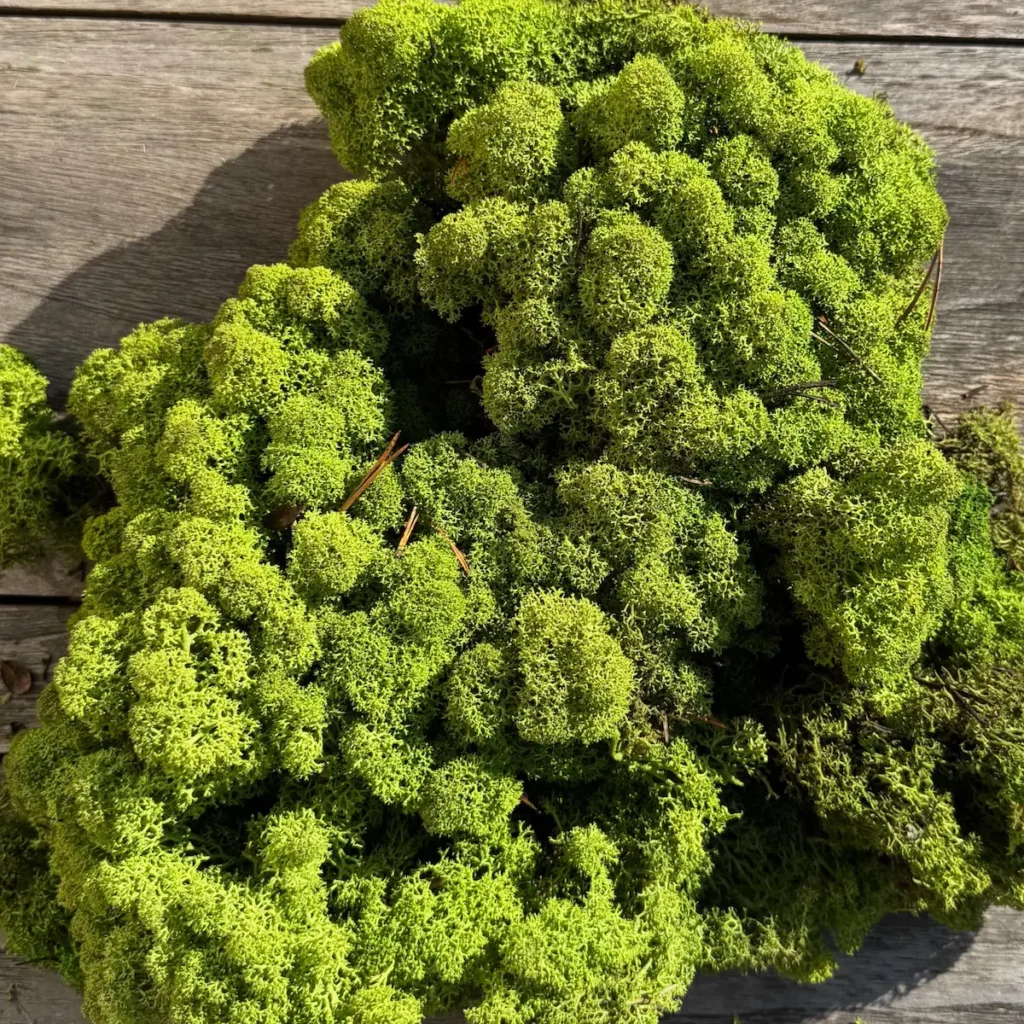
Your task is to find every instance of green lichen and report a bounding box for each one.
[0,345,88,568]
[2,1,1022,1023]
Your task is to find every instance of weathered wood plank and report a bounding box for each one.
[1,23,1022,414]
[0,605,74,755]
[0,950,87,1023]
[0,18,343,403]
[5,0,1023,42]
[0,555,84,600]
[675,907,1024,1022]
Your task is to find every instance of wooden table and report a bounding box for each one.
[1,1,1023,1020]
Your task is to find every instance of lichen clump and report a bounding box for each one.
[0,345,84,568]
[2,2,1024,1023]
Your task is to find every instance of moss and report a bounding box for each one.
[0,345,89,567]
[4,2,1023,1023]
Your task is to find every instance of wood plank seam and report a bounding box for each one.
[1,5,1024,48]
[0,4,348,25]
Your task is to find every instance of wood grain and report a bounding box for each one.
[1,23,1022,413]
[0,18,344,403]
[3,0,1022,41]
[0,555,84,599]
[0,604,74,755]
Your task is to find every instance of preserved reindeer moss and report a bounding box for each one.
[2,1,1023,1022]
[0,345,90,568]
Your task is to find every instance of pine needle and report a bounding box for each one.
[813,320,883,384]
[435,526,471,576]
[926,240,944,331]
[341,432,408,513]
[699,714,727,731]
[398,506,419,553]
[895,248,939,327]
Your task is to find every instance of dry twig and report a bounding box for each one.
[435,527,471,576]
[398,506,419,553]
[341,432,409,513]
[926,240,944,331]
[814,318,883,384]
[896,248,940,327]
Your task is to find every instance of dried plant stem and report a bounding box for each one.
[398,506,419,552]
[926,240,944,331]
[341,432,409,513]
[813,319,883,384]
[895,247,940,327]
[435,526,472,576]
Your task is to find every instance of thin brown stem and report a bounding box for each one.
[895,249,939,327]
[435,527,471,576]
[341,433,408,513]
[813,322,883,384]
[926,240,944,331]
[398,507,419,553]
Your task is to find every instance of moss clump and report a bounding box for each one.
[2,2,1022,1023]
[0,345,89,568]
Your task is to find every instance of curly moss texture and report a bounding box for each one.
[2,2,1024,1023]
[0,345,85,568]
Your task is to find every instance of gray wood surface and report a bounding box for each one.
[0,18,342,404]
[0,605,74,755]
[0,556,84,600]
[5,0,1023,41]
[2,4,1024,1023]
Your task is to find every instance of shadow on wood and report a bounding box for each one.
[6,120,345,405]
[673,912,975,1023]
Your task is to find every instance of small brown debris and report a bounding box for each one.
[961,384,989,402]
[925,240,944,331]
[435,527,471,576]
[662,714,670,744]
[853,59,868,76]
[341,432,409,513]
[449,155,469,190]
[398,507,419,553]
[0,660,32,696]
[895,248,940,327]
[699,714,727,731]
[265,504,305,531]
[679,476,712,487]
[520,793,539,812]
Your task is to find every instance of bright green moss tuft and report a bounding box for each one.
[514,589,635,745]
[0,345,88,567]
